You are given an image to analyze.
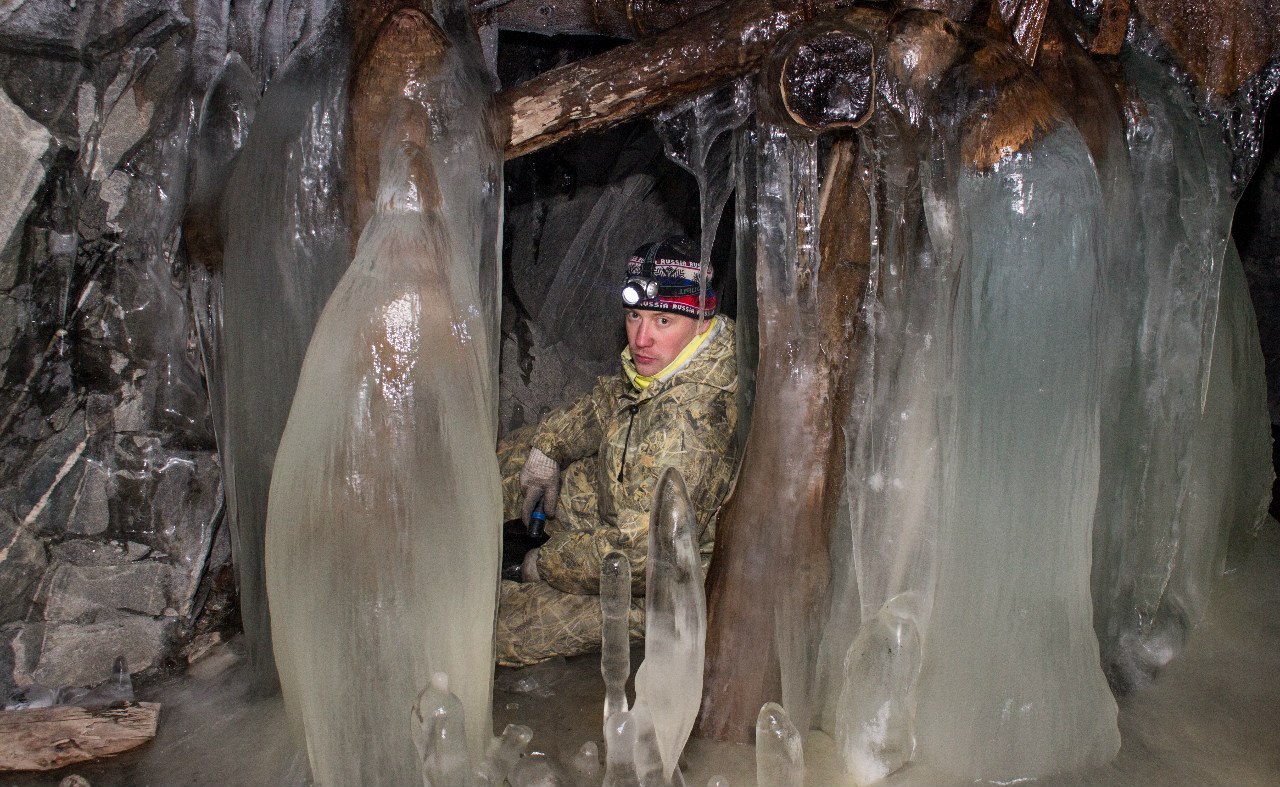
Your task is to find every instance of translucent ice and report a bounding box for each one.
[509,753,572,787]
[413,672,474,787]
[631,468,706,781]
[755,702,803,787]
[911,125,1120,780]
[265,19,502,774]
[570,741,604,785]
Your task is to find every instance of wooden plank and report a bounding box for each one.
[0,702,160,772]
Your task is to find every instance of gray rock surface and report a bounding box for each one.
[0,0,187,60]
[39,561,178,622]
[0,512,47,625]
[0,84,50,254]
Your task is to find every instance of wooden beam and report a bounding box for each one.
[0,702,160,772]
[497,0,863,158]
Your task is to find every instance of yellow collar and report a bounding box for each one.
[622,316,720,391]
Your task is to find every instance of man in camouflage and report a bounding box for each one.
[495,237,739,666]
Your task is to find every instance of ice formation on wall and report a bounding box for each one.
[1089,51,1272,692]
[264,6,503,779]
[219,7,352,690]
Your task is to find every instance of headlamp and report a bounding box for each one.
[621,277,659,306]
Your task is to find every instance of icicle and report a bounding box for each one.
[755,702,803,787]
[653,81,754,327]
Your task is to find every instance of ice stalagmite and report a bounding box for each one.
[264,6,502,777]
[476,723,534,786]
[413,672,473,787]
[220,5,350,690]
[755,703,803,787]
[600,551,632,727]
[603,711,642,787]
[632,468,706,782]
[912,121,1120,779]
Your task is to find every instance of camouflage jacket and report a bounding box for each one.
[530,317,738,595]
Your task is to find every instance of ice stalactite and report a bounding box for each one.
[220,6,351,692]
[653,81,754,322]
[1090,49,1272,692]
[264,5,503,779]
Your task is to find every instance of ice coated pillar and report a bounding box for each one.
[264,6,502,780]
[913,127,1120,780]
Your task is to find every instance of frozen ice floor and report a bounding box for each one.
[15,521,1279,786]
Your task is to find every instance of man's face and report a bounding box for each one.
[625,309,706,377]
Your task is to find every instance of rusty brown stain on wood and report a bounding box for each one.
[0,702,160,772]
[1090,0,1130,55]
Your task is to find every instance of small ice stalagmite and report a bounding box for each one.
[476,723,534,786]
[835,594,922,783]
[570,741,604,785]
[755,702,804,787]
[603,711,642,787]
[631,468,706,782]
[600,551,632,728]
[413,672,473,787]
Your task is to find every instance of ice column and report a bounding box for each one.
[631,468,706,782]
[264,18,503,774]
[912,124,1120,779]
[816,113,943,767]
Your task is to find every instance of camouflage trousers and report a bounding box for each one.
[495,427,644,667]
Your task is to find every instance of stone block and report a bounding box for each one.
[0,513,47,625]
[49,539,151,567]
[40,561,177,622]
[7,618,176,689]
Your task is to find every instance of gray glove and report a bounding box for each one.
[519,447,560,524]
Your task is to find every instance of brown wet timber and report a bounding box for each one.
[988,0,1050,65]
[1034,9,1128,169]
[475,0,725,38]
[497,0,863,158]
[0,703,160,772]
[773,8,888,131]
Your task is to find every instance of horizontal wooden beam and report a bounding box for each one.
[496,0,863,158]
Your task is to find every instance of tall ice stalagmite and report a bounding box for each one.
[265,6,503,782]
